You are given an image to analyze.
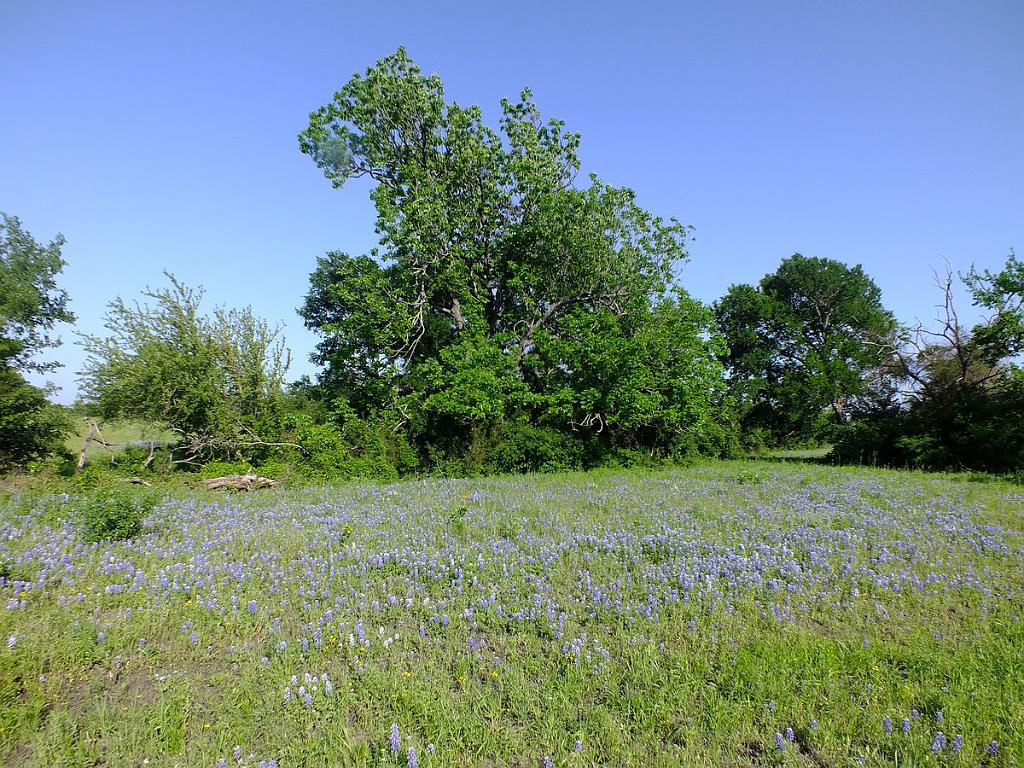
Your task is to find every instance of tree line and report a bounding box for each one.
[3,49,1021,477]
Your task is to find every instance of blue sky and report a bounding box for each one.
[2,1,1021,402]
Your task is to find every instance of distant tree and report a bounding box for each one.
[715,254,897,445]
[0,213,75,468]
[299,49,727,468]
[79,274,291,464]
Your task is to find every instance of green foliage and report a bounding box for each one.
[299,49,728,470]
[715,254,896,446]
[79,274,290,464]
[79,488,158,543]
[195,460,253,479]
[832,255,1024,472]
[290,414,401,482]
[488,423,584,474]
[0,367,71,470]
[0,213,75,470]
[0,212,75,373]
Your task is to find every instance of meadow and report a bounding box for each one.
[1,461,1022,767]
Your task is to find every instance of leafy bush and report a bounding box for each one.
[489,424,583,474]
[293,417,399,482]
[68,463,118,491]
[196,461,252,479]
[80,489,158,543]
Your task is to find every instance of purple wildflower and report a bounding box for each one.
[785,727,794,742]
[407,747,418,768]
[542,757,554,768]
[775,732,785,750]
[951,733,963,754]
[930,732,946,753]
[883,716,892,734]
[247,600,258,614]
[901,718,911,734]
[390,723,401,753]
[233,745,242,761]
[988,741,999,755]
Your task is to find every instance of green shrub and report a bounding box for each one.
[80,489,158,543]
[488,424,583,474]
[68,463,118,491]
[196,461,252,479]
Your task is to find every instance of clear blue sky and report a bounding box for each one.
[3,1,1021,403]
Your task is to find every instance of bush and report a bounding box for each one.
[196,461,253,479]
[293,418,399,482]
[80,489,158,543]
[488,424,583,474]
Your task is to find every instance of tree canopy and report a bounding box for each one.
[715,254,897,445]
[0,213,75,468]
[79,274,291,464]
[1,212,74,372]
[299,49,728,469]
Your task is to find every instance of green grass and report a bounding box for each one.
[1,461,1022,766]
[64,417,175,465]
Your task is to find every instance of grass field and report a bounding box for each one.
[1,462,1022,766]
[63,417,176,465]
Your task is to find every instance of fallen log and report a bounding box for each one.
[198,473,276,491]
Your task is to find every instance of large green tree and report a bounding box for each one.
[80,275,291,464]
[299,49,727,467]
[715,254,896,445]
[0,213,75,468]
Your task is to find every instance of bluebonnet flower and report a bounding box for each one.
[407,747,418,768]
[190,630,199,645]
[234,746,242,761]
[988,741,999,755]
[882,716,892,734]
[775,732,785,749]
[901,718,911,734]
[542,757,554,768]
[247,599,258,614]
[785,727,794,742]
[930,732,946,752]
[951,733,962,754]
[390,723,401,753]
[217,759,226,768]
[935,710,943,724]
[574,739,583,752]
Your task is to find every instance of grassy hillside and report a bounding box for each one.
[1,462,1022,766]
[63,417,175,465]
